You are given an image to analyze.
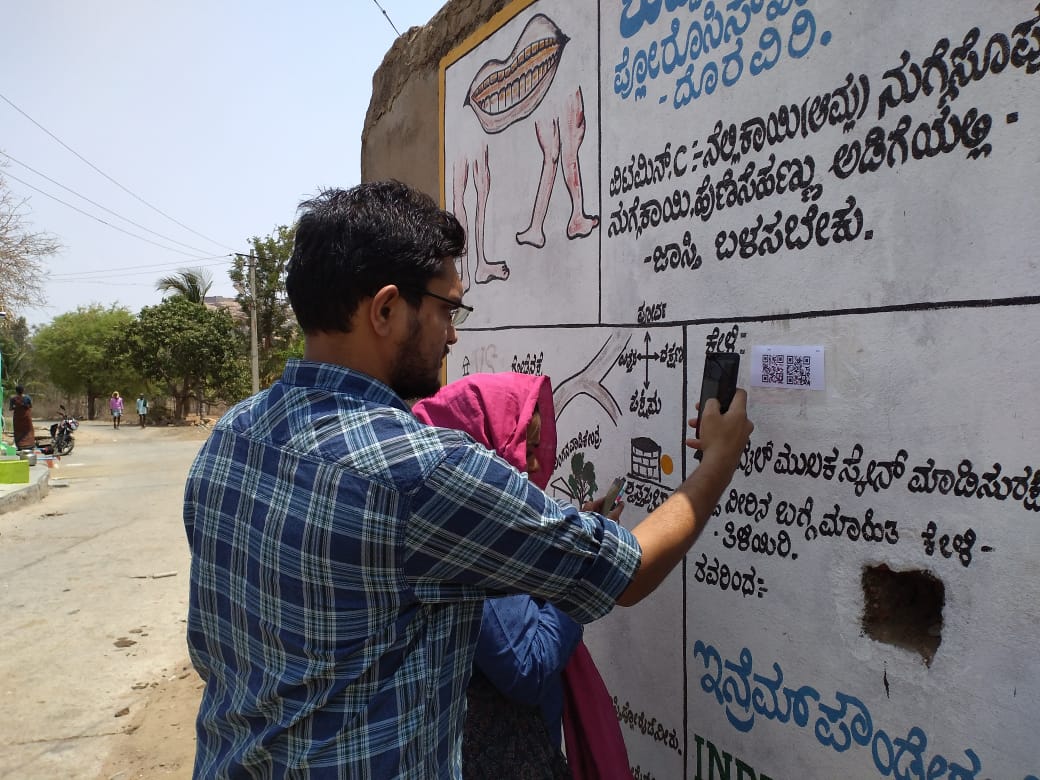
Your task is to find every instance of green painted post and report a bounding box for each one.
[0,319,16,456]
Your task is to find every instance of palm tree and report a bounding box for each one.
[155,267,214,304]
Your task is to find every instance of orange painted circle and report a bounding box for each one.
[661,454,674,475]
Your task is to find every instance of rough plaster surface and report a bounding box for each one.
[362,0,512,195]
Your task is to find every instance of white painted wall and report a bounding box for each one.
[440,2,1040,777]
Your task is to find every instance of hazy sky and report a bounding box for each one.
[1,0,446,326]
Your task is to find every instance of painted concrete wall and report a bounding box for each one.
[365,2,1040,778]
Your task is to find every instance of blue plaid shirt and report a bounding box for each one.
[183,360,641,778]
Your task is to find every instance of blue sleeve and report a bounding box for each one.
[473,594,583,707]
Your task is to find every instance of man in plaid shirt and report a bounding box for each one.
[183,181,752,778]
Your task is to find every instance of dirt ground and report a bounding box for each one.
[99,662,202,779]
[95,422,207,780]
[1,417,211,779]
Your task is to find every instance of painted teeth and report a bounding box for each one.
[465,14,569,134]
[471,37,560,112]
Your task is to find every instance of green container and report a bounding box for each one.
[0,458,30,484]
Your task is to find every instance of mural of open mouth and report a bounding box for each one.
[464,13,569,135]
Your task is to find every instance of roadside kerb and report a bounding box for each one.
[0,463,50,515]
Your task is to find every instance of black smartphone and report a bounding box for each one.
[695,352,740,460]
[602,476,628,511]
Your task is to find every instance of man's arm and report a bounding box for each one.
[617,390,753,606]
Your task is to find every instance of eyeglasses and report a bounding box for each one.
[413,288,474,326]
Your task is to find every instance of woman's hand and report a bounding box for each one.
[582,495,624,522]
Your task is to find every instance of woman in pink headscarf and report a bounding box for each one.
[413,372,633,780]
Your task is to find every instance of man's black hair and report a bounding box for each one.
[285,181,466,334]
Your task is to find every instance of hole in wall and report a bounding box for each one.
[861,563,944,666]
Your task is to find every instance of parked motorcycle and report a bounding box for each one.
[46,405,79,456]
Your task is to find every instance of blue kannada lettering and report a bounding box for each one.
[613,0,832,106]
[692,640,997,779]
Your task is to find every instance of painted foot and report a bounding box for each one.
[474,261,510,284]
[567,213,599,239]
[516,227,545,248]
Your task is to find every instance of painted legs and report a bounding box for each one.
[453,145,510,293]
[516,86,598,248]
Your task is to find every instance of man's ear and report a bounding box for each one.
[369,284,405,336]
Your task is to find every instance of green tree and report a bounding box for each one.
[566,453,599,504]
[229,226,298,385]
[155,266,214,304]
[33,305,140,418]
[0,315,33,397]
[124,297,248,418]
[0,164,60,315]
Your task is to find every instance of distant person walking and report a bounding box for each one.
[9,385,35,449]
[136,394,149,428]
[109,391,124,429]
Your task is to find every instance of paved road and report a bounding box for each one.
[0,420,208,779]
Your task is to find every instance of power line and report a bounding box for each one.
[370,0,401,36]
[41,279,241,297]
[3,170,227,260]
[0,90,236,252]
[45,278,192,289]
[1,150,215,255]
[49,257,232,280]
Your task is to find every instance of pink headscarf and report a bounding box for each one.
[412,372,556,491]
[413,371,634,780]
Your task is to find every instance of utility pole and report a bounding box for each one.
[249,252,260,394]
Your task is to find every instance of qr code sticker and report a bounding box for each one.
[761,354,785,385]
[752,346,823,391]
[786,354,812,386]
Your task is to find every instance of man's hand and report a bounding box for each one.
[686,389,754,478]
[617,388,753,606]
